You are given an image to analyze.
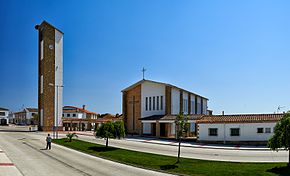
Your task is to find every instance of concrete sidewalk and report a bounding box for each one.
[64,131,273,151]
[0,147,23,176]
[125,137,272,151]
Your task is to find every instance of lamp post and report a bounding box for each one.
[49,83,64,139]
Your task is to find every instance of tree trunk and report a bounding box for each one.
[177,137,181,163]
[106,137,108,148]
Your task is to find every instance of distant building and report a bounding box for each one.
[196,113,283,144]
[62,105,97,119]
[35,21,64,131]
[0,107,9,125]
[14,108,38,125]
[122,79,209,137]
[62,105,98,131]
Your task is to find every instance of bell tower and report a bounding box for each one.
[35,21,63,133]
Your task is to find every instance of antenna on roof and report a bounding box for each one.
[141,67,146,80]
[277,105,285,113]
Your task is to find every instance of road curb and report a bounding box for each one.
[52,140,179,176]
[57,132,282,151]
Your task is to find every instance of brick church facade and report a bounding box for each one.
[122,79,209,138]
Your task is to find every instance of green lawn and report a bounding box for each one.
[53,138,290,176]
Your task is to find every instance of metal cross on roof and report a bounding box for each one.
[142,67,146,80]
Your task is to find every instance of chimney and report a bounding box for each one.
[222,111,224,115]
[82,105,86,110]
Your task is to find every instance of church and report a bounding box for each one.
[122,79,209,138]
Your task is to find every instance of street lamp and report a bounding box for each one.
[49,83,64,139]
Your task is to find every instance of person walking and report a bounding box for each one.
[46,133,52,150]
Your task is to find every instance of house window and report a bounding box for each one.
[40,40,44,60]
[197,97,201,114]
[149,97,152,111]
[40,75,43,94]
[40,109,43,126]
[265,128,271,133]
[67,114,70,117]
[73,114,76,117]
[153,97,155,110]
[183,99,188,114]
[145,97,148,111]
[230,128,240,136]
[257,128,264,133]
[191,100,195,114]
[160,96,163,110]
[157,96,159,110]
[208,128,218,136]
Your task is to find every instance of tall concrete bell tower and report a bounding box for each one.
[35,21,63,132]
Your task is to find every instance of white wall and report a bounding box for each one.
[141,81,165,118]
[0,110,9,118]
[78,113,83,119]
[171,123,176,135]
[55,30,63,127]
[171,88,180,115]
[198,123,276,142]
[0,110,9,124]
[26,112,37,120]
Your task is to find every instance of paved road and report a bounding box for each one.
[0,132,173,176]
[63,133,288,163]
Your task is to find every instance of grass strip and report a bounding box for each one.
[53,138,290,176]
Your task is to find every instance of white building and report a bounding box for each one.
[122,79,209,137]
[14,108,38,125]
[197,113,283,144]
[62,106,98,131]
[0,107,9,125]
[62,105,97,119]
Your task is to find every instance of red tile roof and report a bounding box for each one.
[196,113,284,124]
[63,106,97,115]
[62,118,121,123]
[26,108,38,112]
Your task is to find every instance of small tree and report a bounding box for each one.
[96,121,125,147]
[66,133,78,142]
[114,121,126,139]
[32,114,39,125]
[175,112,188,163]
[268,111,290,167]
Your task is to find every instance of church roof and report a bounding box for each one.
[121,79,208,100]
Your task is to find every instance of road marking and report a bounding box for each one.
[0,163,15,166]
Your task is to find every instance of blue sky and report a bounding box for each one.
[0,0,289,114]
